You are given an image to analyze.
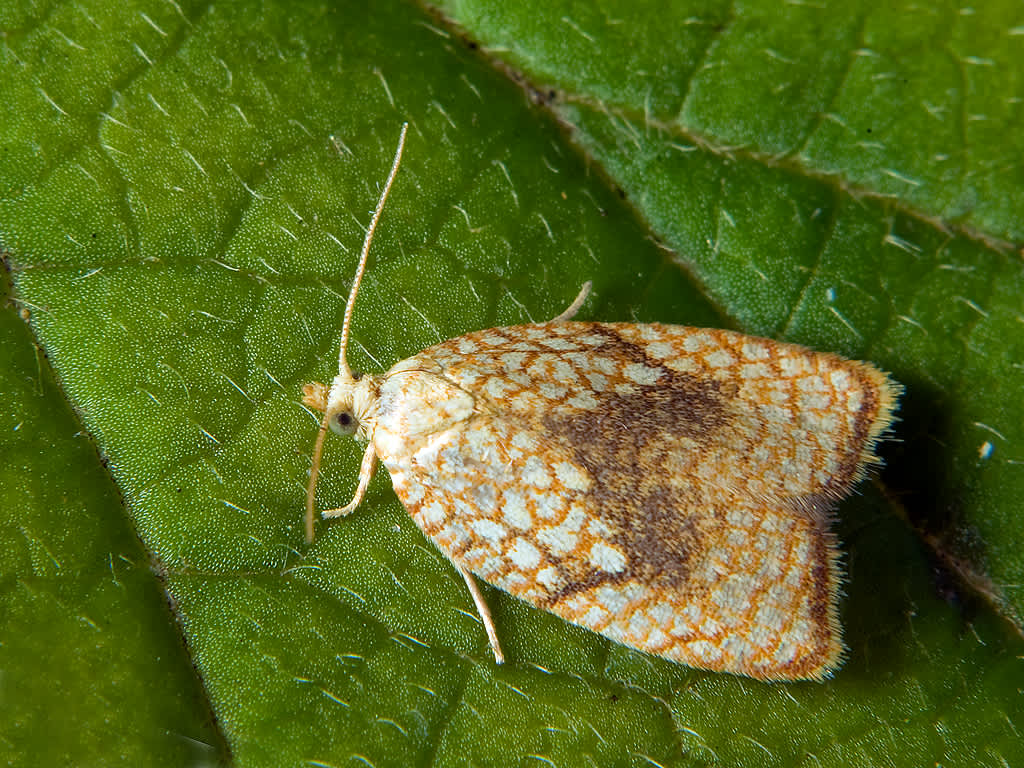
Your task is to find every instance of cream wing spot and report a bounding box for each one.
[646,341,674,359]
[800,392,831,410]
[705,349,737,368]
[595,584,634,615]
[438,521,470,549]
[683,334,708,352]
[555,461,590,491]
[456,338,479,354]
[420,500,446,527]
[526,357,549,378]
[624,363,663,385]
[846,389,864,412]
[552,359,578,381]
[797,374,827,393]
[589,542,627,574]
[649,602,674,625]
[830,368,852,390]
[530,488,563,520]
[538,382,567,401]
[772,638,801,665]
[509,371,532,386]
[504,572,528,589]
[673,604,702,635]
[481,555,505,577]
[568,391,598,410]
[537,523,576,557]
[560,503,586,532]
[502,490,533,530]
[759,403,789,423]
[741,362,771,379]
[510,391,544,411]
[480,333,509,347]
[402,481,425,506]
[665,356,698,374]
[690,640,725,664]
[470,518,507,544]
[566,352,595,370]
[484,376,514,400]
[536,566,562,592]
[536,503,585,556]
[509,341,541,352]
[512,431,538,452]
[500,351,527,370]
[741,341,770,360]
[780,355,813,376]
[584,371,608,391]
[627,611,652,639]
[699,616,723,638]
[541,337,575,350]
[582,605,609,627]
[508,537,542,570]
[646,627,670,649]
[522,455,552,487]
[454,368,480,389]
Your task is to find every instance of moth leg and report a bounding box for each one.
[322,443,378,519]
[550,281,591,322]
[456,563,505,664]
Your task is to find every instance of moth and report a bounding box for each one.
[302,123,901,681]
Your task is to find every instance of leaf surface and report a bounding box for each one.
[2,0,1022,766]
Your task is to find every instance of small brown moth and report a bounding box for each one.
[303,124,901,680]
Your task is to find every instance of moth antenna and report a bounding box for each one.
[337,122,408,381]
[305,409,331,543]
[306,123,408,544]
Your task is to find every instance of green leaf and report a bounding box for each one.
[0,273,222,764]
[2,0,1022,766]
[436,0,1024,243]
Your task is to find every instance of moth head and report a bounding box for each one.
[325,370,378,441]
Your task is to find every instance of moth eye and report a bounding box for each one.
[330,410,358,436]
[352,372,363,381]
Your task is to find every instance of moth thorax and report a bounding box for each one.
[326,372,380,440]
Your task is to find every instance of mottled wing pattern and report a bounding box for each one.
[374,322,899,680]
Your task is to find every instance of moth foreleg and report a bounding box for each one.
[322,443,378,519]
[455,563,505,664]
